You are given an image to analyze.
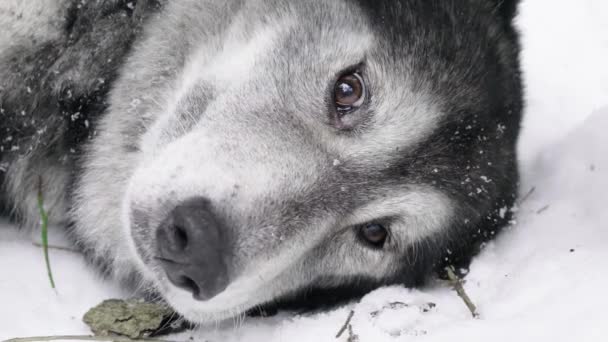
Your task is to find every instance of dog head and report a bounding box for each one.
[78,0,522,322]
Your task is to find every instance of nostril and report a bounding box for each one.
[172,224,189,251]
[176,275,201,299]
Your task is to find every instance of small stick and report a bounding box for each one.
[335,310,355,338]
[517,186,536,205]
[346,324,359,342]
[37,177,56,289]
[2,335,180,342]
[536,205,550,214]
[445,266,479,318]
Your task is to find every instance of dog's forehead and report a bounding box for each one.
[193,0,374,87]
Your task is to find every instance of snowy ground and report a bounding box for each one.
[1,0,607,341]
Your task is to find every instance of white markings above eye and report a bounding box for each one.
[342,186,454,245]
[180,16,294,93]
[310,185,454,282]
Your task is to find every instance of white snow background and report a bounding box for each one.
[1,0,607,340]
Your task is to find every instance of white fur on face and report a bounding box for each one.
[343,75,443,161]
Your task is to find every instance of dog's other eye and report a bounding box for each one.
[359,223,388,248]
[334,73,365,111]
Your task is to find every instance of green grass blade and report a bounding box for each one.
[37,183,56,289]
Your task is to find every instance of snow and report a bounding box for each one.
[1,0,607,340]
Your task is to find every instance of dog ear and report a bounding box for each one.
[495,0,520,22]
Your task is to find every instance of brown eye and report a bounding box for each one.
[359,223,388,248]
[334,73,365,110]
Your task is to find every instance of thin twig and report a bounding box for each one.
[346,324,359,342]
[2,335,181,342]
[536,205,550,214]
[445,266,479,318]
[335,310,355,338]
[32,242,80,253]
[517,186,536,205]
[37,177,56,289]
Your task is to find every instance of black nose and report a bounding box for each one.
[156,197,229,301]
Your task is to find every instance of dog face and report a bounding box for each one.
[74,0,522,322]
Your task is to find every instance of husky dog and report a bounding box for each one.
[0,0,523,322]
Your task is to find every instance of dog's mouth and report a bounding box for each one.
[146,258,291,323]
